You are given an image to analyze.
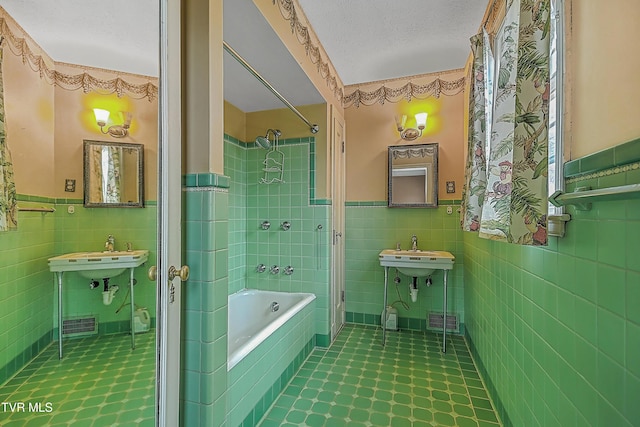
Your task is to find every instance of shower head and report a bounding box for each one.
[255,129,282,150]
[255,135,271,149]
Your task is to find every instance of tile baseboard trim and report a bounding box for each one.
[465,329,512,427]
[0,330,52,387]
[346,311,465,335]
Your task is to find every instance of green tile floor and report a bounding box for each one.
[0,332,155,427]
[260,324,501,427]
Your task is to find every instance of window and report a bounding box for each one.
[548,0,565,215]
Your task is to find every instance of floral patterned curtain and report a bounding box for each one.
[102,146,122,203]
[461,32,490,232]
[0,48,17,232]
[462,0,551,245]
[91,147,104,201]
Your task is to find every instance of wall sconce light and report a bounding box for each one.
[93,108,132,138]
[395,112,428,141]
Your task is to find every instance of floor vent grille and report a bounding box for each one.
[62,316,98,338]
[428,312,459,332]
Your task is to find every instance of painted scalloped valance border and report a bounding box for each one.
[0,14,158,102]
[272,0,344,105]
[272,0,467,109]
[343,74,467,108]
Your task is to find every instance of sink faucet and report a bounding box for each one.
[411,235,418,251]
[105,235,115,252]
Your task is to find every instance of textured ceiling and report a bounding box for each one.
[297,0,488,85]
[0,0,159,77]
[0,0,487,110]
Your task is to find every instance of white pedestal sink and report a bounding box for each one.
[378,249,455,352]
[48,250,149,358]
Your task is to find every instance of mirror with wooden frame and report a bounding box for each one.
[83,140,144,208]
[388,143,438,208]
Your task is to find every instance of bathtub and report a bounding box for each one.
[227,289,316,370]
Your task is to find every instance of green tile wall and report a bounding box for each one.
[182,182,229,427]
[0,198,55,385]
[345,203,465,331]
[53,201,157,330]
[0,196,157,386]
[464,152,640,426]
[224,136,331,338]
[224,135,248,295]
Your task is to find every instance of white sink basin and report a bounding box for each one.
[48,250,149,279]
[379,249,454,277]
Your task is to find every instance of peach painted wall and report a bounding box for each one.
[1,11,158,201]
[224,101,247,142]
[344,70,466,202]
[184,0,224,175]
[2,19,55,198]
[52,69,159,200]
[567,0,640,158]
[52,63,158,200]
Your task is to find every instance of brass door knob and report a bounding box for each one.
[169,265,190,281]
[148,266,157,281]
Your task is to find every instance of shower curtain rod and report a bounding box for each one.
[223,41,319,134]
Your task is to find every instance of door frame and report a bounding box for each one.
[156,0,182,424]
[330,105,346,340]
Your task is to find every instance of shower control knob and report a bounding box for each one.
[283,266,294,275]
[261,221,271,230]
[270,265,280,274]
[256,264,267,273]
[281,221,291,231]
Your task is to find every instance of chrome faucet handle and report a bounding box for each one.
[126,242,133,252]
[411,234,418,250]
[105,234,115,252]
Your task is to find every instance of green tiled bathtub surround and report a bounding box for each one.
[260,324,501,426]
[463,155,640,426]
[227,298,316,426]
[0,332,155,426]
[182,186,229,427]
[345,204,464,330]
[0,199,55,386]
[224,135,249,296]
[224,135,332,338]
[240,338,314,427]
